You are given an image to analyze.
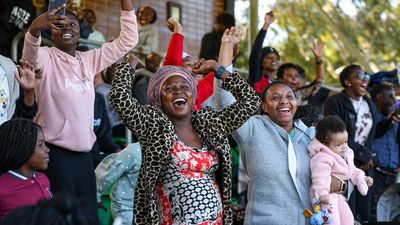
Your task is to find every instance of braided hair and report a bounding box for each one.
[0,119,40,174]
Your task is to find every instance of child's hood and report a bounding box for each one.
[308,138,331,157]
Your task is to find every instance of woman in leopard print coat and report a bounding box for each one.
[110,42,259,225]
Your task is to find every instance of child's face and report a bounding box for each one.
[327,131,348,157]
[26,129,50,171]
[138,7,155,26]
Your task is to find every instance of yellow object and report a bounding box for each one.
[303,209,313,218]
[313,204,320,212]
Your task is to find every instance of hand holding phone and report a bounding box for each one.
[48,0,67,16]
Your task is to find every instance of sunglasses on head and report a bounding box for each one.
[351,72,370,81]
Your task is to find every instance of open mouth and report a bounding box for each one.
[62,33,72,39]
[277,107,290,113]
[173,98,186,107]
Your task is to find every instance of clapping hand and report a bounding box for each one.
[221,27,242,45]
[192,58,218,75]
[125,53,144,69]
[15,59,41,91]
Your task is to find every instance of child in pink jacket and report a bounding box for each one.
[309,115,373,225]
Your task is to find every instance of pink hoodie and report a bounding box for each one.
[308,139,367,197]
[22,10,138,152]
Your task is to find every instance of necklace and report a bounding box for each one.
[65,55,89,82]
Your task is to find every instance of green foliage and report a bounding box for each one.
[235,0,400,86]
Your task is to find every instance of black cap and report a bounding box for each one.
[261,46,280,60]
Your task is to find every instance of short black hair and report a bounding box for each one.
[277,63,305,80]
[216,12,235,28]
[339,64,362,88]
[315,115,346,145]
[0,119,40,174]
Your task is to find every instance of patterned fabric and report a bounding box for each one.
[109,63,260,225]
[95,143,142,225]
[156,138,223,225]
[147,65,196,110]
[0,66,9,125]
[351,98,373,145]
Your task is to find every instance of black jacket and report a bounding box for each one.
[324,91,380,165]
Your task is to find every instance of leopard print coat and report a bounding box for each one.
[110,63,260,225]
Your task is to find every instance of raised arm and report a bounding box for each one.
[163,18,184,66]
[81,0,138,77]
[14,59,39,107]
[27,4,67,38]
[193,28,260,134]
[109,62,154,138]
[310,40,325,83]
[248,11,274,87]
[22,4,67,69]
[294,40,326,103]
[121,0,133,10]
[218,27,242,67]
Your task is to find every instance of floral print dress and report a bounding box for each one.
[155,136,223,225]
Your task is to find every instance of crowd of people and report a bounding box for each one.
[0,1,399,225]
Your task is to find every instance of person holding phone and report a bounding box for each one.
[21,0,138,221]
[47,0,66,16]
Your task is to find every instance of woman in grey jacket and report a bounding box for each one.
[236,82,314,225]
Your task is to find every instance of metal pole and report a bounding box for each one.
[11,30,26,62]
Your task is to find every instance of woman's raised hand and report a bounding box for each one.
[263,11,275,29]
[166,18,183,34]
[221,27,243,45]
[29,4,67,37]
[310,39,325,61]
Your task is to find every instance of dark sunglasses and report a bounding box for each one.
[351,72,370,81]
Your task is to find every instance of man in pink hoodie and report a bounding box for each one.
[22,0,138,220]
[309,115,373,225]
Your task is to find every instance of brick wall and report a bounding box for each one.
[33,0,226,58]
[73,0,226,58]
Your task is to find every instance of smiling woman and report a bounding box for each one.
[216,80,315,225]
[109,27,260,225]
[21,0,138,222]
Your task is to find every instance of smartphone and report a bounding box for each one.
[48,0,67,16]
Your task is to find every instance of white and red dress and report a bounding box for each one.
[155,136,223,225]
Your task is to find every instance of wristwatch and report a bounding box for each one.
[214,66,226,79]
